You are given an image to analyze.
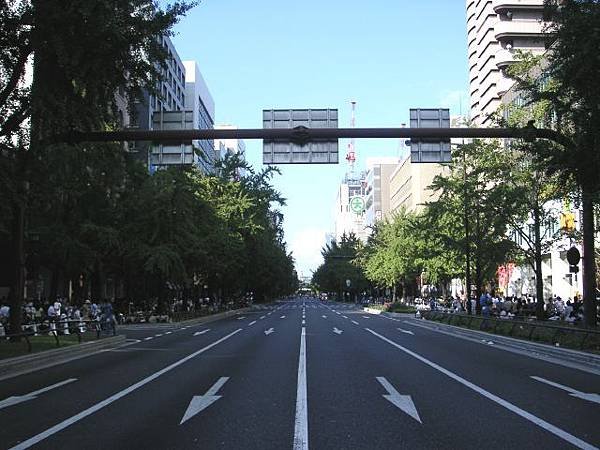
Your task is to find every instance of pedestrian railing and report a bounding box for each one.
[0,319,117,354]
[421,310,600,352]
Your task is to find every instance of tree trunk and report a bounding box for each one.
[533,197,545,320]
[8,196,26,339]
[91,261,105,302]
[581,187,597,327]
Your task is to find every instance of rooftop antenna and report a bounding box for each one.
[345,100,356,177]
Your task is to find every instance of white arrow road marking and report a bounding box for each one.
[531,376,600,405]
[366,328,598,450]
[248,321,257,326]
[398,328,414,335]
[264,328,275,335]
[180,377,229,425]
[0,378,77,411]
[333,327,343,335]
[280,315,286,319]
[351,320,359,325]
[236,316,246,320]
[322,315,327,319]
[376,377,421,424]
[193,329,210,336]
[8,329,242,450]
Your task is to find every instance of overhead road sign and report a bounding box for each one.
[56,122,571,148]
[150,110,195,166]
[262,108,338,164]
[409,108,451,163]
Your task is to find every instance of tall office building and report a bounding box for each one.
[183,61,216,174]
[130,35,186,166]
[466,0,547,126]
[214,125,247,178]
[364,157,399,229]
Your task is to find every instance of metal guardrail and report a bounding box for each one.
[0,319,116,353]
[421,310,600,351]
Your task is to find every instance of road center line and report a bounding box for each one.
[365,328,598,450]
[293,327,308,450]
[9,329,244,450]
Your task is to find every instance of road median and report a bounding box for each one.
[0,335,126,382]
[408,317,600,375]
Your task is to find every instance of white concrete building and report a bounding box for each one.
[333,173,369,243]
[363,157,399,230]
[214,125,247,178]
[183,61,216,174]
[466,0,547,126]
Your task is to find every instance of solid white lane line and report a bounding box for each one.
[293,327,308,450]
[144,337,153,341]
[9,329,243,450]
[248,321,257,326]
[351,320,359,325]
[365,328,598,450]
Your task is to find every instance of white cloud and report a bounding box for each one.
[289,228,328,278]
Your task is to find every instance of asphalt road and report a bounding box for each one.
[1,297,598,449]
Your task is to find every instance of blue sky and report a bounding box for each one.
[171,0,468,278]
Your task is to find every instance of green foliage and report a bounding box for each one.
[426,140,519,293]
[312,233,369,298]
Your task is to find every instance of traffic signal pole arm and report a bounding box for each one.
[55,122,572,148]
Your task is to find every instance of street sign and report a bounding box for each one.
[150,110,195,166]
[349,196,365,214]
[566,246,581,266]
[262,109,338,164]
[409,108,451,163]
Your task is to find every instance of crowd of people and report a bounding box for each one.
[430,292,587,323]
[0,297,116,334]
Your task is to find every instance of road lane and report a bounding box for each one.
[7,302,302,449]
[332,302,600,447]
[0,312,257,448]
[309,304,598,448]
